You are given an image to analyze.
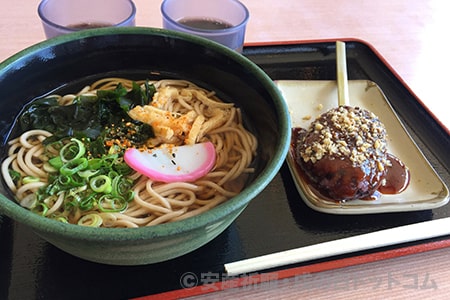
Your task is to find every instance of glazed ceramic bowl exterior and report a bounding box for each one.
[0,27,290,265]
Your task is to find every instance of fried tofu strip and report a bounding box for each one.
[128,105,197,144]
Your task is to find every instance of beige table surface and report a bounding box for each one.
[1,0,450,299]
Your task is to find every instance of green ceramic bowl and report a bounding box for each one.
[0,27,290,265]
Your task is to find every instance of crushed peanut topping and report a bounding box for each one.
[298,106,388,167]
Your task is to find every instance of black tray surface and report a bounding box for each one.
[1,40,449,300]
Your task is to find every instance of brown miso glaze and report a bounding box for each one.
[379,153,410,194]
[294,106,389,201]
[292,115,410,203]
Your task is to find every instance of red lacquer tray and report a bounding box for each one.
[1,39,449,300]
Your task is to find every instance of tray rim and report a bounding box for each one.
[137,238,450,299]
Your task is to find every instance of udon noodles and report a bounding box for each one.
[1,78,257,227]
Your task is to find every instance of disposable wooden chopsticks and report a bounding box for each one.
[224,217,450,276]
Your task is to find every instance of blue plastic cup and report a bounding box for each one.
[161,0,250,52]
[38,0,136,39]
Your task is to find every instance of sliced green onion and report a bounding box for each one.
[114,162,132,175]
[8,169,21,184]
[45,140,64,156]
[70,173,86,187]
[48,156,63,169]
[78,214,103,227]
[111,175,123,197]
[71,185,88,194]
[108,170,119,178]
[22,176,40,184]
[79,193,97,211]
[64,199,78,211]
[60,138,86,162]
[30,132,139,222]
[78,169,99,178]
[55,216,68,223]
[64,191,81,209]
[98,195,127,212]
[108,144,122,155]
[32,203,48,216]
[44,181,61,196]
[101,153,119,167]
[58,175,72,186]
[87,158,103,170]
[111,176,134,201]
[43,162,58,173]
[123,190,135,202]
[60,158,88,176]
[56,174,85,188]
[89,175,112,193]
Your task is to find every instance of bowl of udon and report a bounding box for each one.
[0,27,290,265]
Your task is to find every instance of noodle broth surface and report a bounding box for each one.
[1,77,258,228]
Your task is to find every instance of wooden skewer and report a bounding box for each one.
[224,217,450,276]
[336,41,350,106]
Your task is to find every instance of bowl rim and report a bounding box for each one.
[0,27,291,241]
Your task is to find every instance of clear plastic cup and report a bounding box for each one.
[38,0,136,39]
[161,0,250,52]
